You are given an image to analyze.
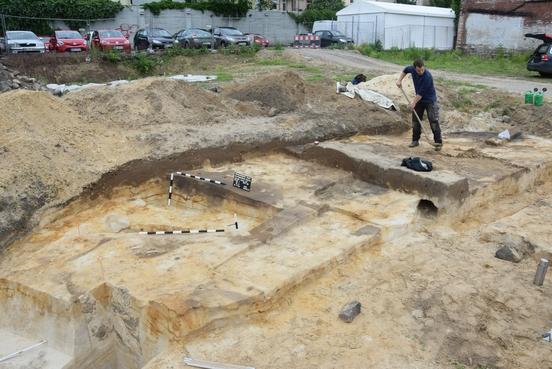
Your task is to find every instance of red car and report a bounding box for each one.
[50,30,87,52]
[90,30,131,52]
[245,33,270,47]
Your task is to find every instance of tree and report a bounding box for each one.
[0,0,123,34]
[307,0,344,12]
[290,0,344,26]
[257,0,275,11]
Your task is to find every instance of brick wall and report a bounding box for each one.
[457,0,552,51]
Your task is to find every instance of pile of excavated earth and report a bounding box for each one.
[1,65,552,369]
[0,62,44,92]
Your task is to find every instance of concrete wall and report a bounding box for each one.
[457,0,552,51]
[88,6,308,44]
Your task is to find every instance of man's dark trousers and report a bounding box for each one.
[412,101,442,144]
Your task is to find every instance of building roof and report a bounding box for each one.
[337,0,455,18]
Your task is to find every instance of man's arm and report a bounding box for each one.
[396,71,407,88]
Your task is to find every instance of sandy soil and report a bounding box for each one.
[0,71,405,249]
[1,53,552,369]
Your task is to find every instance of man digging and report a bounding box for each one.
[396,58,443,150]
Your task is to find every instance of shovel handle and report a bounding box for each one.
[399,85,436,147]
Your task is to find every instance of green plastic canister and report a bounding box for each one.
[525,90,534,104]
[534,92,544,106]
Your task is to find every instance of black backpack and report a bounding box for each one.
[401,157,433,172]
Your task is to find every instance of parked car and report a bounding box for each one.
[526,33,552,77]
[50,30,87,52]
[83,31,94,48]
[38,36,52,52]
[90,30,130,52]
[244,33,270,47]
[5,31,45,54]
[313,30,354,48]
[174,28,214,49]
[212,27,250,48]
[133,28,174,50]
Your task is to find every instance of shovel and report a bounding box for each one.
[399,86,439,150]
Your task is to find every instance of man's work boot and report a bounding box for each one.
[434,142,443,151]
[408,141,419,148]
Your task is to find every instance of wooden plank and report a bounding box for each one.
[184,357,255,369]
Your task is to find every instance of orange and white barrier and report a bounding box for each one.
[293,34,321,48]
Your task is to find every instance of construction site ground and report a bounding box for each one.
[1,49,552,369]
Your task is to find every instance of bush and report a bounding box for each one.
[269,42,285,51]
[142,0,251,17]
[102,50,123,63]
[220,44,259,56]
[130,53,158,75]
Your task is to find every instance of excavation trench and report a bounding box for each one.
[2,134,552,369]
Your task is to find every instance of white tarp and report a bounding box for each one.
[338,82,397,110]
[47,74,217,95]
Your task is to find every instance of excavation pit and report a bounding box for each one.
[2,132,552,369]
[0,153,420,369]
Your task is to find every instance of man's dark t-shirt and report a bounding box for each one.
[403,65,437,103]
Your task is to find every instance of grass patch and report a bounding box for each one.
[357,45,533,78]
[255,58,289,66]
[288,63,321,74]
[215,67,233,81]
[451,87,476,111]
[305,74,324,82]
[267,42,285,51]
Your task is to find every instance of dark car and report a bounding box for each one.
[526,33,552,77]
[212,27,250,48]
[314,30,354,48]
[174,28,213,49]
[244,33,270,47]
[134,28,175,50]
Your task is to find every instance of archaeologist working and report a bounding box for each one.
[396,58,442,149]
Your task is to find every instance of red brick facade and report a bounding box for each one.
[457,0,552,50]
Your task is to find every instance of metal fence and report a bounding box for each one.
[0,7,308,53]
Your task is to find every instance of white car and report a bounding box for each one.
[6,31,45,54]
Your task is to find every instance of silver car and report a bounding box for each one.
[6,31,45,54]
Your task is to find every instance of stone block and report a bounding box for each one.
[339,300,361,323]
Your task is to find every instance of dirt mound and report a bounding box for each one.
[511,103,552,138]
[0,89,150,248]
[357,73,415,105]
[64,77,237,128]
[225,71,306,113]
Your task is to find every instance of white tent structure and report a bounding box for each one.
[335,1,455,50]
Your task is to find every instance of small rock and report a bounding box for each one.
[0,81,10,92]
[495,244,522,263]
[411,309,425,319]
[268,107,279,117]
[104,214,130,233]
[339,300,361,323]
[12,78,21,85]
[502,115,511,123]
